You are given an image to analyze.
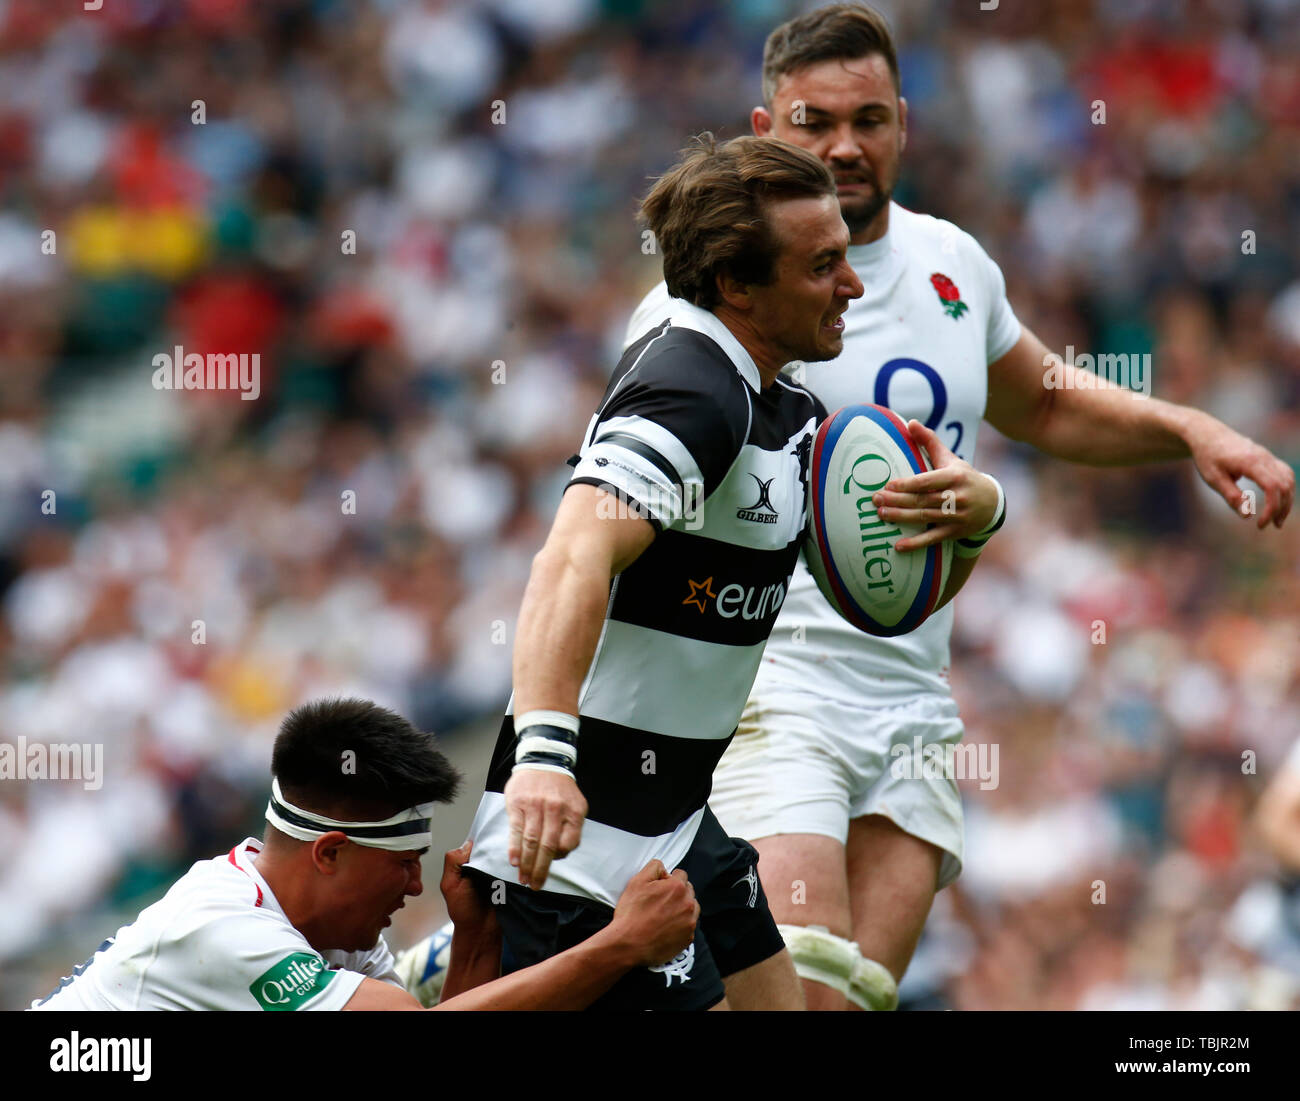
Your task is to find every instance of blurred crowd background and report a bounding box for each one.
[3,0,1300,1010]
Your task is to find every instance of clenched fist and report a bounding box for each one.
[607,860,700,968]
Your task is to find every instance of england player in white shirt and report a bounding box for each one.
[626,3,1294,1010]
[32,698,696,1011]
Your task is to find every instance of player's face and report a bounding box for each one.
[755,54,906,241]
[330,844,426,951]
[749,194,863,365]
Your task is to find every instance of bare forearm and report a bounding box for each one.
[433,926,636,1011]
[1016,382,1199,467]
[934,553,977,612]
[989,329,1293,526]
[513,546,612,716]
[438,923,504,1002]
[987,328,1212,466]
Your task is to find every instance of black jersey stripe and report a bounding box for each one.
[594,431,683,490]
[593,329,751,498]
[610,528,802,646]
[485,714,731,837]
[747,383,825,449]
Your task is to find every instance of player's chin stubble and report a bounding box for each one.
[841,187,890,235]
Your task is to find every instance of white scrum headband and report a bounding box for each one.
[265,777,434,851]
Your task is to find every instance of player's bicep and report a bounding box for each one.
[984,326,1054,443]
[550,482,656,577]
[343,975,424,1011]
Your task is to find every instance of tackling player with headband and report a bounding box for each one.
[32,698,697,1011]
[625,3,1295,1010]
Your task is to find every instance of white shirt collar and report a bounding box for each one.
[846,201,904,287]
[665,297,763,393]
[228,837,285,915]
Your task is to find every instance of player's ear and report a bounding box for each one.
[715,270,754,313]
[897,96,908,151]
[311,832,348,875]
[751,105,773,137]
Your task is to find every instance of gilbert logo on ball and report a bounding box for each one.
[806,405,952,637]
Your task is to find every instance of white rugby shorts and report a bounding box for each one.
[709,686,965,889]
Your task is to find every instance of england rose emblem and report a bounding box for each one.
[930,273,968,319]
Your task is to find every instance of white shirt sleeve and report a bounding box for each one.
[327,935,404,989]
[972,237,1021,364]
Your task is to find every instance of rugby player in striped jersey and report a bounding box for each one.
[460,133,985,1010]
[625,3,1294,1011]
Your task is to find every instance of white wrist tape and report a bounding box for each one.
[514,710,580,738]
[512,710,580,777]
[954,475,1006,559]
[516,733,577,766]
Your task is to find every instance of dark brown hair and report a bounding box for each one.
[762,3,901,105]
[272,697,460,823]
[639,133,836,309]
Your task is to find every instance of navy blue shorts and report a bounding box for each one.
[470,806,785,1011]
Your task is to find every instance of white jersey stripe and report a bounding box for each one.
[468,793,705,908]
[579,619,768,740]
[594,414,705,489]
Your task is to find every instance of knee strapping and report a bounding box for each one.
[777,923,899,1011]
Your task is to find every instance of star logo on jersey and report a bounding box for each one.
[682,576,716,613]
[736,474,779,524]
[930,272,968,320]
[648,942,696,986]
[733,865,759,908]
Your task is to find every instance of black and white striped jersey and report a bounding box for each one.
[466,297,826,907]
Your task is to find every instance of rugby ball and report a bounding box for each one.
[806,404,952,637]
[393,920,454,1007]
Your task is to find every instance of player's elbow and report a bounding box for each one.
[998,381,1058,450]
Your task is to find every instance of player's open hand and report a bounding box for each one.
[872,419,1000,551]
[609,860,699,967]
[503,768,587,890]
[1186,414,1294,529]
